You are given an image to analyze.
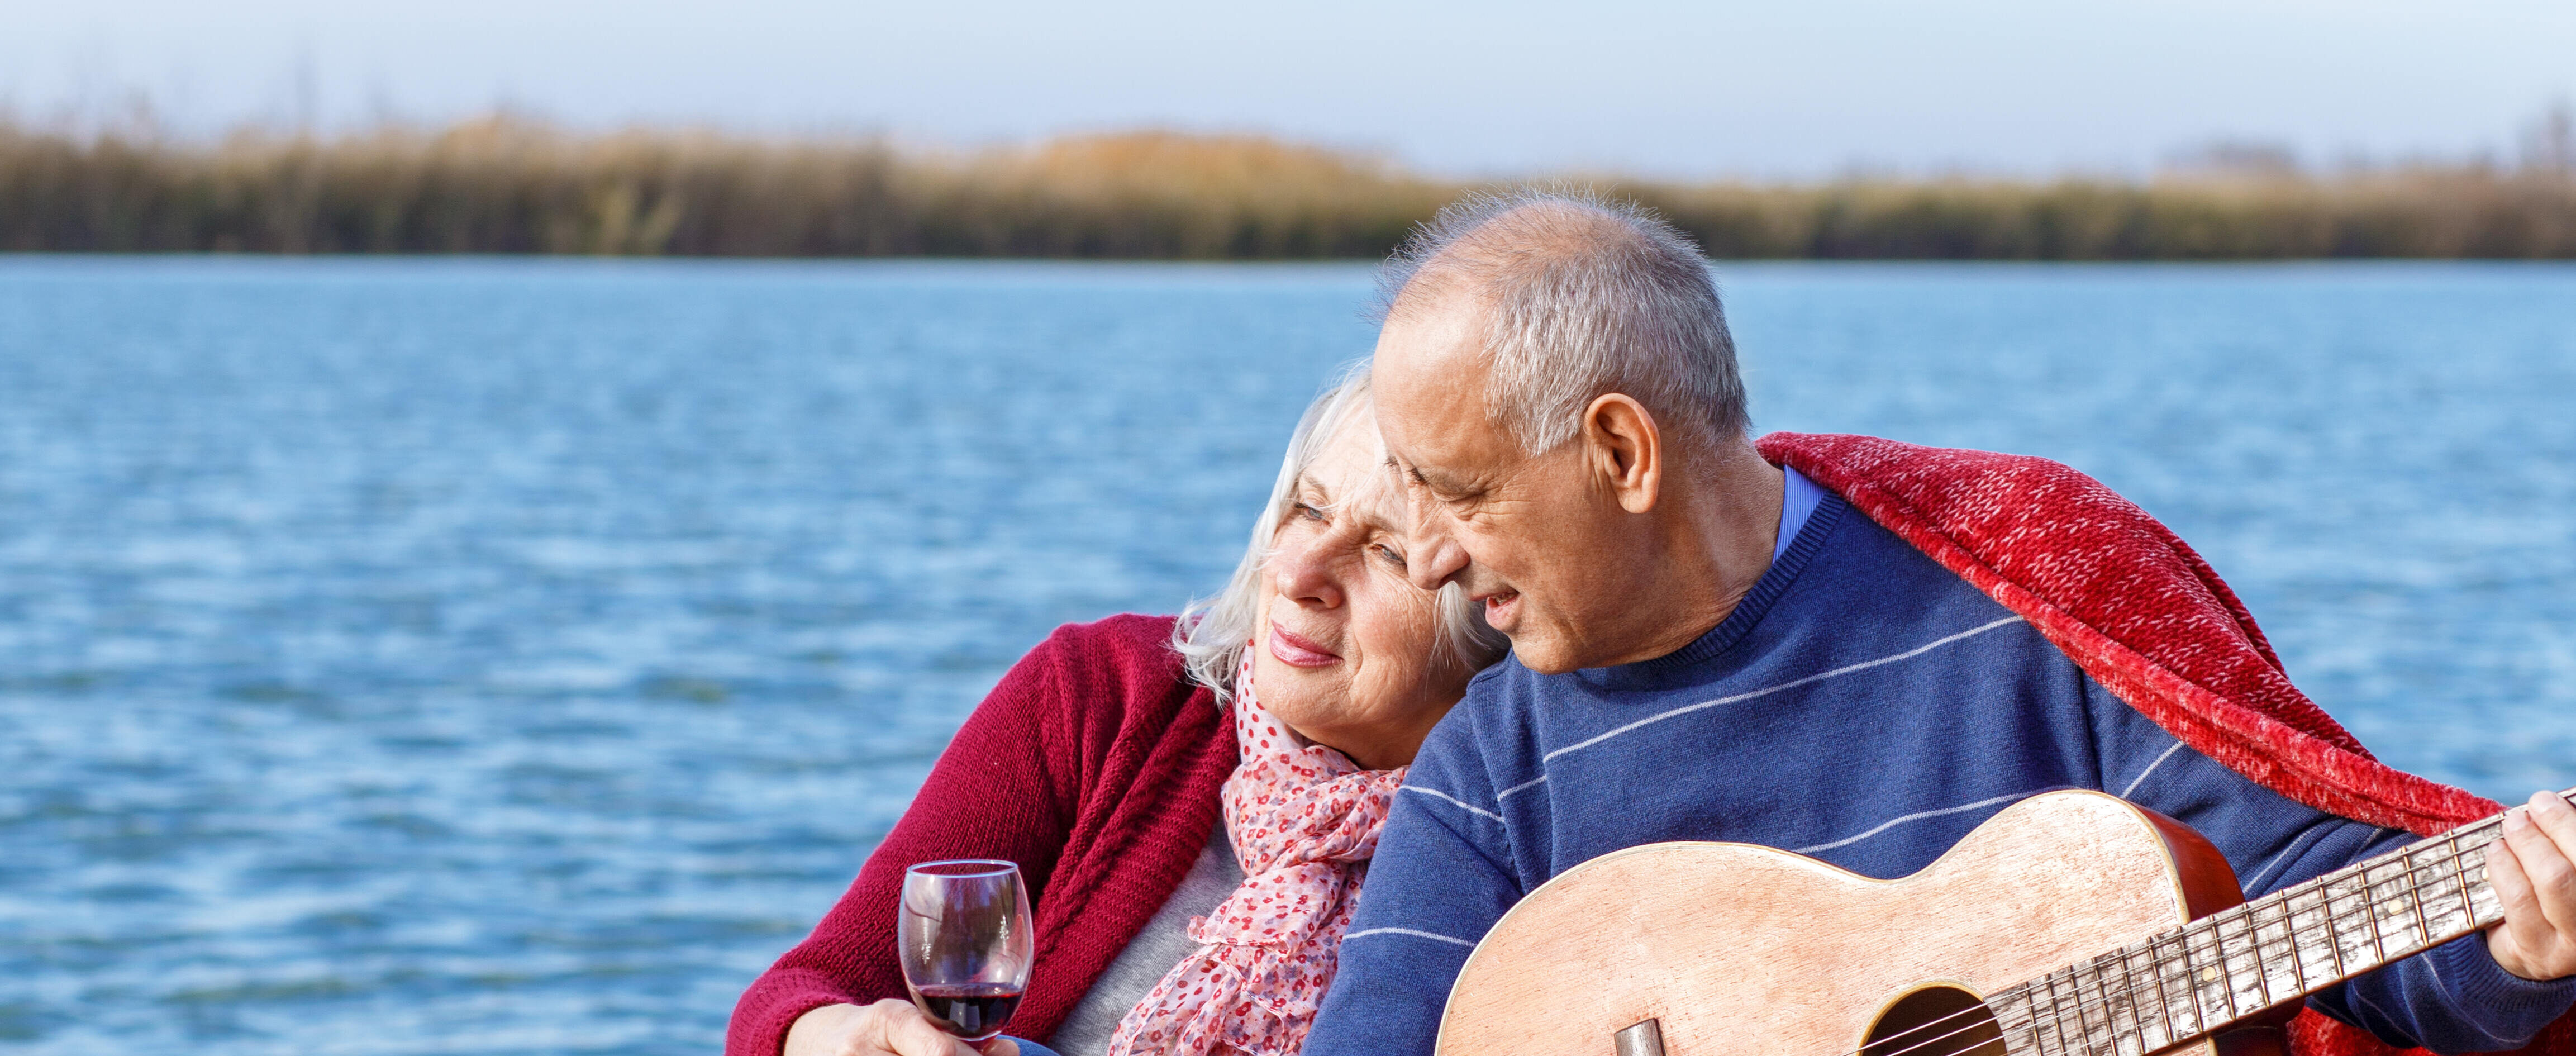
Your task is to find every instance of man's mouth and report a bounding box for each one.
[1480,590,1522,626]
[1267,625,1341,668]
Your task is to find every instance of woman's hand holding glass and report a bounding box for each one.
[784,858,1033,1056]
[783,1000,1021,1056]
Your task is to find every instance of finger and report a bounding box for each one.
[860,1000,939,1056]
[979,1039,1021,1056]
[2489,812,2560,973]
[2526,790,2576,855]
[2493,808,2576,983]
[883,1007,981,1056]
[2508,798,2576,917]
[2517,793,2576,933]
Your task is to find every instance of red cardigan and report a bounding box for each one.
[725,613,1236,1055]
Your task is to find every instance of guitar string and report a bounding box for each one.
[1798,882,2445,1056]
[1539,801,2542,1056]
[2030,829,2495,1056]
[1759,809,2527,1056]
[2159,830,2483,1017]
[1827,836,2487,1056]
[1853,1011,2012,1056]
[1827,938,2197,1056]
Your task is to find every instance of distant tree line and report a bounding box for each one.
[4,113,2574,259]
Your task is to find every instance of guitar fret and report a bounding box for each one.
[2064,966,2098,1056]
[2256,901,2298,999]
[2283,882,2330,992]
[2074,962,2111,1056]
[2139,933,2178,1045]
[2008,1016,2047,1056]
[1998,983,2037,1056]
[2116,945,2157,1055]
[2244,901,2279,1011]
[2069,959,2105,1056]
[2024,969,2053,1056]
[1999,984,2051,1056]
[2320,875,2350,980]
[2218,906,2267,1018]
[2397,846,2439,939]
[2039,967,2077,1056]
[2189,919,2234,1026]
[2173,925,2209,1039]
[2100,950,2140,1056]
[2327,869,2372,978]
[2462,837,2506,926]
[2432,837,2479,936]
[2365,859,2407,958]
[2441,834,2476,927]
[2111,953,2142,1056]
[2129,936,2169,1052]
[2066,966,2095,1056]
[2402,845,2436,954]
[2361,872,2389,965]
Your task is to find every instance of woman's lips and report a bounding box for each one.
[1482,590,1521,627]
[1267,624,1341,668]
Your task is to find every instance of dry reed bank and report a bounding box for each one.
[7,116,2575,259]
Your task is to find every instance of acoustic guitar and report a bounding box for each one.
[1437,786,2576,1056]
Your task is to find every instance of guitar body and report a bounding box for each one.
[1437,790,2284,1056]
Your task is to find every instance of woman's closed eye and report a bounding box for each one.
[1370,543,1408,570]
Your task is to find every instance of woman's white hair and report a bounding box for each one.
[1173,361,1508,702]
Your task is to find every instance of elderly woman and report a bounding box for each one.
[727,367,1504,1056]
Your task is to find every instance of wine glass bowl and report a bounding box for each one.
[898,859,1034,1043]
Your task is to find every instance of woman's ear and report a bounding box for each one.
[1582,393,1662,514]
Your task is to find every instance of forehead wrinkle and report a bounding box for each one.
[1336,470,1410,531]
[1293,472,1341,511]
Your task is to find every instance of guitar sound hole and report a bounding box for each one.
[1861,986,2004,1056]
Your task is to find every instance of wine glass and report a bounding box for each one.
[898,859,1034,1043]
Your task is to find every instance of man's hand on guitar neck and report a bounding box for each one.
[2487,789,2576,982]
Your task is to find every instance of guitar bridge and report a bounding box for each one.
[1613,1019,1666,1056]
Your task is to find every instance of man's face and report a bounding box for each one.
[1372,295,1652,675]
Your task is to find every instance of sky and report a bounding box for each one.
[4,0,2573,179]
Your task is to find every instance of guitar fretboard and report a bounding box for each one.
[1984,789,2571,1056]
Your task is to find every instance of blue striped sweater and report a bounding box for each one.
[1304,476,2574,1056]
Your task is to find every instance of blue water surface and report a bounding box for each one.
[1,257,2571,1054]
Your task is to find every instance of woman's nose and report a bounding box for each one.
[1269,532,1347,609]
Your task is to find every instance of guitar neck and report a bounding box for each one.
[1988,787,2574,1056]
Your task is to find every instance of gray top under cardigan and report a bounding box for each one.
[1047,822,1244,1056]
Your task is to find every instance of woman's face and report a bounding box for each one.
[1253,411,1474,770]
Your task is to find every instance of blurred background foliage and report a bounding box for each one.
[5,110,2574,259]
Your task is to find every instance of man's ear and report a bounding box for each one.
[1582,393,1661,514]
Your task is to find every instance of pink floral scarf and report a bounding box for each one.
[1103,652,1407,1056]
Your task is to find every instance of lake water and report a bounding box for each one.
[3,257,2573,1054]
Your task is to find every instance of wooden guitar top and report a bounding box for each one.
[1437,790,2252,1056]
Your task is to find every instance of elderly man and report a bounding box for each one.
[1299,191,2576,1056]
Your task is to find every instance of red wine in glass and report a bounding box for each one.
[912,982,1025,1039]
[899,860,1034,1043]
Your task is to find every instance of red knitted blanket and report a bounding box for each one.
[1758,432,2574,1056]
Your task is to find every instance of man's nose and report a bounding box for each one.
[1404,517,1470,593]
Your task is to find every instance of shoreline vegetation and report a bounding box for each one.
[6,114,2576,260]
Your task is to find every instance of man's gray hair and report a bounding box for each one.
[1173,363,1507,703]
[1371,186,1747,454]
